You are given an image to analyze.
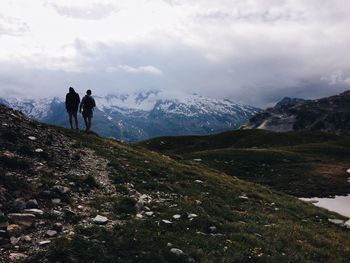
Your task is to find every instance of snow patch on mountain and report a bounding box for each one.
[3,97,62,119]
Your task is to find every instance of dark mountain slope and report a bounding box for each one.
[140,129,350,197]
[1,105,350,262]
[243,90,350,135]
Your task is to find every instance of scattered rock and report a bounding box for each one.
[10,236,19,245]
[7,213,36,228]
[24,209,44,216]
[170,248,185,256]
[40,190,52,198]
[136,194,152,211]
[46,230,58,237]
[35,148,44,153]
[328,219,345,226]
[52,185,70,195]
[188,213,198,219]
[173,214,181,219]
[21,235,32,243]
[209,226,217,233]
[195,200,202,205]
[136,214,143,219]
[38,240,51,246]
[93,215,108,225]
[193,159,202,162]
[26,199,39,209]
[161,220,172,225]
[28,136,37,141]
[52,210,63,216]
[194,180,203,184]
[344,219,350,228]
[51,199,61,205]
[145,212,154,217]
[53,223,63,232]
[9,253,27,261]
[7,224,22,237]
[10,199,26,212]
[238,195,249,200]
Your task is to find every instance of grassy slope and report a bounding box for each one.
[38,129,350,263]
[139,129,350,197]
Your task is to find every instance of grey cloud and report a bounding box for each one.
[0,15,29,36]
[2,1,350,108]
[58,38,350,107]
[50,3,119,20]
[1,36,350,108]
[193,8,305,24]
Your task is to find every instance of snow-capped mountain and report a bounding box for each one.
[1,91,260,141]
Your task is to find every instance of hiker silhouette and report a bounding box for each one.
[80,89,96,132]
[65,87,80,129]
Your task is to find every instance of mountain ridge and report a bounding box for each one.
[243,90,350,134]
[1,91,260,142]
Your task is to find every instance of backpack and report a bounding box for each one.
[83,95,95,110]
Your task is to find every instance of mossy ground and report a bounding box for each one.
[140,129,350,197]
[34,128,350,262]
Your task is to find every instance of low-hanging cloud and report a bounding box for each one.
[0,14,29,36]
[106,65,163,75]
[49,3,119,20]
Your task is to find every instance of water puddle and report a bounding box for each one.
[300,195,350,217]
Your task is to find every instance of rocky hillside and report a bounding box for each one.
[243,90,350,135]
[1,105,350,262]
[0,91,260,141]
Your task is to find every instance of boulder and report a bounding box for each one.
[7,213,36,228]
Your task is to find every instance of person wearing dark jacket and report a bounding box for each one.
[65,87,80,129]
[79,89,96,132]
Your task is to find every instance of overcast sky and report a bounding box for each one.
[0,0,350,107]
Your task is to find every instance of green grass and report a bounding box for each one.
[31,128,350,263]
[140,130,350,197]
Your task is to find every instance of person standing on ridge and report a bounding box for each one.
[80,89,96,132]
[65,87,80,129]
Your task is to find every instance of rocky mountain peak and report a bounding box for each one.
[274,97,306,108]
[243,90,350,135]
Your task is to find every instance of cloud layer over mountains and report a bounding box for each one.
[0,0,350,107]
